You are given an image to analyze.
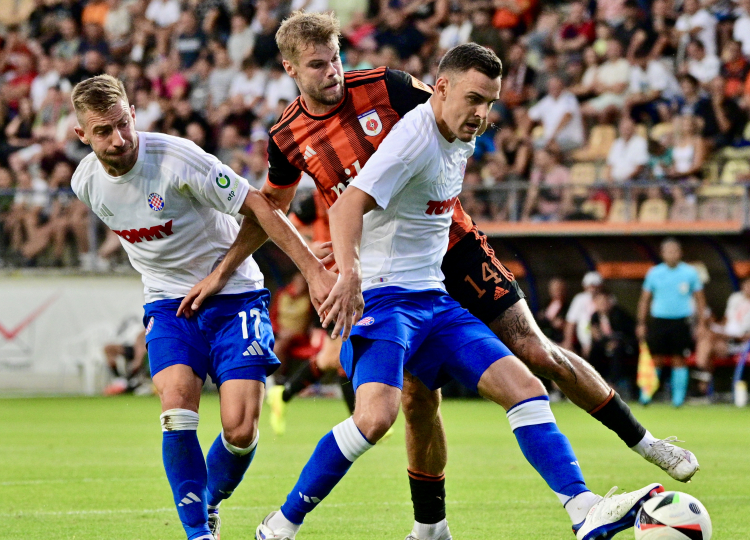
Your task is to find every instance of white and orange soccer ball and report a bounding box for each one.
[634,491,712,540]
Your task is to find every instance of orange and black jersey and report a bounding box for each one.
[267,66,478,250]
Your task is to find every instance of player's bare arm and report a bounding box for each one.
[177,183,300,317]
[319,186,378,340]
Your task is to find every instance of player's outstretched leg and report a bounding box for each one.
[256,341,403,540]
[267,361,322,435]
[155,364,213,540]
[490,300,699,482]
[477,355,663,540]
[401,374,451,540]
[206,379,265,540]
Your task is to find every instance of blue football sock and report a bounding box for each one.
[507,397,588,502]
[161,409,211,540]
[280,417,373,524]
[206,431,258,508]
[671,367,689,407]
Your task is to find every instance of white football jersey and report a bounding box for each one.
[349,101,474,292]
[72,132,264,303]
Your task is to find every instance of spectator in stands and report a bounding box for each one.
[145,0,181,29]
[554,1,594,61]
[596,0,627,26]
[564,271,604,358]
[735,0,750,57]
[667,115,706,182]
[469,9,505,58]
[537,276,570,345]
[208,44,238,108]
[528,75,584,152]
[375,9,426,60]
[1,97,35,166]
[271,271,314,376]
[676,73,707,117]
[682,40,720,86]
[612,0,656,59]
[636,237,707,406]
[227,13,255,68]
[650,0,679,64]
[174,10,206,70]
[694,276,750,391]
[626,44,680,123]
[570,46,601,99]
[438,4,472,52]
[581,39,632,123]
[589,289,637,394]
[605,116,650,182]
[492,114,532,180]
[696,77,747,149]
[675,0,718,58]
[501,42,535,109]
[721,41,750,101]
[522,148,573,221]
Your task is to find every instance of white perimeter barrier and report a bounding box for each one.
[0,275,144,394]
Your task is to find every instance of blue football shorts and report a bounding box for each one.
[143,290,280,386]
[339,286,514,392]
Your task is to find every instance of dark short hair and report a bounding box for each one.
[437,43,502,80]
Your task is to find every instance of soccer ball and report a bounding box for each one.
[634,491,712,539]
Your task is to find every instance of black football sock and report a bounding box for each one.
[408,469,446,524]
[589,390,647,447]
[339,375,356,414]
[282,362,321,402]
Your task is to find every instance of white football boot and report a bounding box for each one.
[208,510,221,540]
[256,511,298,540]
[643,437,700,482]
[574,483,664,540]
[404,519,453,540]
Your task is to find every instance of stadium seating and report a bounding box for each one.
[638,198,669,222]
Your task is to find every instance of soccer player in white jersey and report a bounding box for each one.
[69,74,335,540]
[255,44,664,540]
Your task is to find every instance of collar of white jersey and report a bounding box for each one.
[97,132,146,184]
[423,101,476,152]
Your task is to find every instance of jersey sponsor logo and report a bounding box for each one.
[425,197,458,215]
[355,316,375,326]
[216,173,231,189]
[357,109,382,137]
[145,317,155,336]
[113,220,174,244]
[148,193,165,211]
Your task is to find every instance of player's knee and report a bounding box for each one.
[223,420,259,449]
[157,384,200,412]
[354,407,398,443]
[401,382,440,425]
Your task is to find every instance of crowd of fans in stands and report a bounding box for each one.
[0,0,749,268]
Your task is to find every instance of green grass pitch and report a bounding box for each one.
[1,396,748,539]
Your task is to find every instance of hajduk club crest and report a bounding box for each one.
[358,109,382,137]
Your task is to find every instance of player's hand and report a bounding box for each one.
[315,241,338,272]
[307,266,338,313]
[177,272,231,318]
[318,273,364,341]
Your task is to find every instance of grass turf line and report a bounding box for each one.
[0,396,747,539]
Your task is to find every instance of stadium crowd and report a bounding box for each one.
[0,0,749,268]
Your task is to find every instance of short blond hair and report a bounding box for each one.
[71,74,129,122]
[276,11,340,65]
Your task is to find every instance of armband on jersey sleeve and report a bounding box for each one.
[384,68,433,118]
[267,136,302,189]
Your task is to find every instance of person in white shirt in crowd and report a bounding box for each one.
[626,44,681,124]
[675,0,718,57]
[581,39,632,123]
[527,75,584,152]
[229,58,268,111]
[605,116,650,183]
[227,13,255,68]
[683,39,720,86]
[438,5,472,52]
[563,271,604,358]
[733,0,750,56]
[145,0,182,29]
[695,277,750,386]
[208,45,239,109]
